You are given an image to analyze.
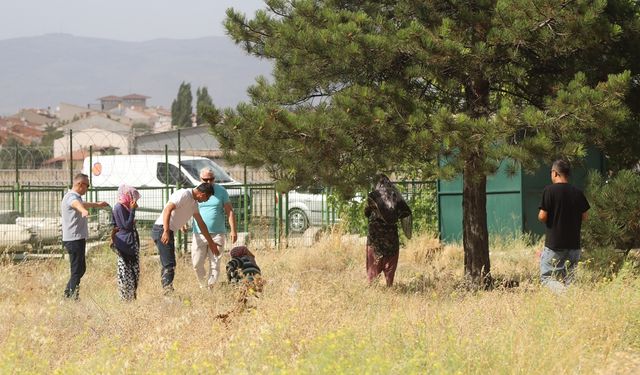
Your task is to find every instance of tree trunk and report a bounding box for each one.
[461,74,492,288]
[462,153,492,288]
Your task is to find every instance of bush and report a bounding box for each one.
[332,181,438,237]
[330,191,368,236]
[582,169,640,275]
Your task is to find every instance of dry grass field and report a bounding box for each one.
[1,232,639,374]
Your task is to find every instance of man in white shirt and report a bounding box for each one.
[151,183,218,294]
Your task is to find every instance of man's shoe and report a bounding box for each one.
[64,287,80,301]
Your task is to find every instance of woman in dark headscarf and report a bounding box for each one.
[111,184,141,301]
[364,174,412,286]
[226,245,261,284]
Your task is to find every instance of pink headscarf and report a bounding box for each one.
[117,184,140,210]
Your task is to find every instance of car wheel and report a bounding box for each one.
[288,208,309,233]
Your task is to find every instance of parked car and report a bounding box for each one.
[283,187,348,233]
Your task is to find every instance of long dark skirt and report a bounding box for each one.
[366,244,399,287]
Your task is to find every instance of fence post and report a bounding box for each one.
[177,128,181,165]
[163,145,184,253]
[68,129,74,187]
[23,182,29,216]
[243,165,248,233]
[164,145,169,203]
[14,143,19,185]
[177,130,186,254]
[284,190,289,239]
[274,189,280,249]
[89,145,94,203]
[61,189,65,257]
[13,143,20,211]
[327,187,333,226]
[176,129,182,189]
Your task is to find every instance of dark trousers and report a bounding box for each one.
[152,224,175,289]
[63,239,86,298]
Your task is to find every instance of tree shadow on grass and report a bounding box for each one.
[390,272,530,296]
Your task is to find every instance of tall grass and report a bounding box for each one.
[0,233,639,374]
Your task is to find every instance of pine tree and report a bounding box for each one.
[216,0,640,286]
[171,82,193,128]
[41,124,63,147]
[196,86,221,125]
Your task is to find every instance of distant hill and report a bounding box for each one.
[0,34,273,115]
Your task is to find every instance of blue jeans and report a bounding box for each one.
[540,246,581,290]
[63,239,86,299]
[151,225,175,289]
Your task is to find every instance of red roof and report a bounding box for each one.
[2,117,37,127]
[98,95,121,101]
[10,124,43,138]
[0,128,32,145]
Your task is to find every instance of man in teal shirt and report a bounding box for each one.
[191,168,237,288]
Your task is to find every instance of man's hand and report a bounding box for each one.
[96,201,109,208]
[538,209,548,223]
[208,239,220,257]
[161,230,170,244]
[230,231,238,244]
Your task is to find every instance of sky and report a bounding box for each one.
[0,0,266,41]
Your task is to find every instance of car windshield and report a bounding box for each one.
[296,187,325,195]
[180,159,235,183]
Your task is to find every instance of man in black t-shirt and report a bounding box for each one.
[538,160,590,292]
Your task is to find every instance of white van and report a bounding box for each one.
[81,155,249,222]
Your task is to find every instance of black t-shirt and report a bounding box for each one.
[539,183,590,250]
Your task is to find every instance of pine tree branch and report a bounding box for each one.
[233,15,272,39]
[530,0,576,33]
[489,86,539,107]
[281,91,332,107]
[266,2,292,19]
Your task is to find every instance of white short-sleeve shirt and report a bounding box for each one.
[154,188,198,232]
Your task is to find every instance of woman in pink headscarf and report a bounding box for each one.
[111,184,141,301]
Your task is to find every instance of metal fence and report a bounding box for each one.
[0,131,437,256]
[0,180,438,257]
[0,183,344,255]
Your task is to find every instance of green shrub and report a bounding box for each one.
[330,191,368,235]
[582,169,640,275]
[332,181,438,236]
